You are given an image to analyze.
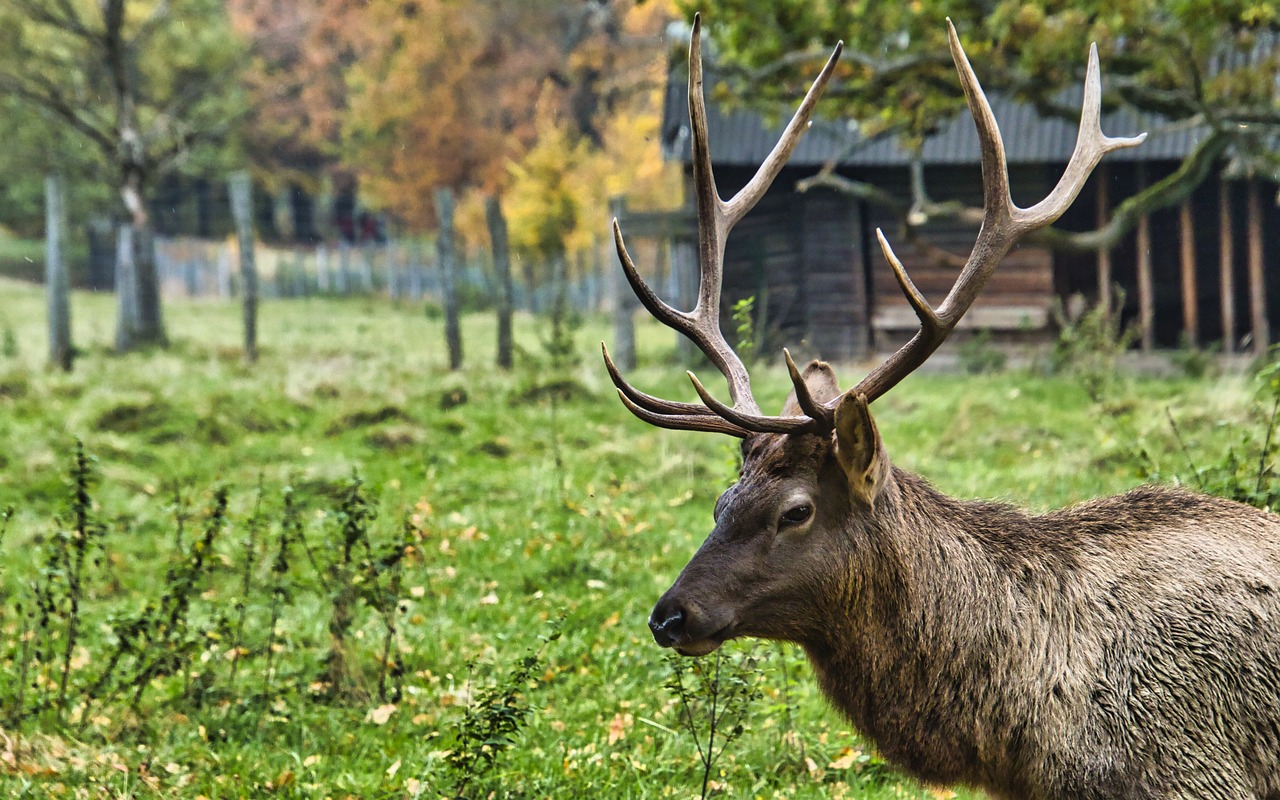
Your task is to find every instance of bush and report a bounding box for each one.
[957,329,1007,375]
[1048,291,1138,401]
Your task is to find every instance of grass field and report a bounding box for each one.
[0,278,1271,798]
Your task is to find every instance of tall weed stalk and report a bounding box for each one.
[666,645,764,799]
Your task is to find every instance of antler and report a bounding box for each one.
[605,17,1144,438]
[603,14,843,437]
[850,19,1146,403]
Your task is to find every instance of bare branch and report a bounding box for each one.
[0,71,115,156]
[10,0,95,41]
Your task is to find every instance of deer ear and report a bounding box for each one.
[834,392,889,507]
[780,360,842,416]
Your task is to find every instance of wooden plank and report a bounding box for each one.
[1096,167,1112,312]
[872,276,1053,300]
[874,305,1048,331]
[1179,200,1198,346]
[878,292,1053,309]
[1220,177,1236,354]
[1248,177,1269,357]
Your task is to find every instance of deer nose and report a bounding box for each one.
[648,601,685,647]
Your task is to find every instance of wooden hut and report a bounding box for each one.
[641,72,1280,361]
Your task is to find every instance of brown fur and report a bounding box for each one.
[649,368,1280,799]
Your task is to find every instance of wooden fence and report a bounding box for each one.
[152,236,613,313]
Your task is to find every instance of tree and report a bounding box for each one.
[684,1,1280,253]
[0,0,247,350]
[338,0,662,367]
[0,93,112,239]
[341,0,561,227]
[227,0,379,239]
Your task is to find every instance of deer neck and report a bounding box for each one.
[802,467,1042,788]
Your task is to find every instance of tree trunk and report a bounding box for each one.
[45,175,73,372]
[114,225,140,350]
[115,170,166,350]
[436,187,463,370]
[486,196,514,370]
[228,171,259,362]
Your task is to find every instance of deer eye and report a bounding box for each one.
[780,504,813,525]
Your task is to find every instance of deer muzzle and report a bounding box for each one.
[649,590,732,657]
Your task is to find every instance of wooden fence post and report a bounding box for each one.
[44,174,72,371]
[228,170,259,362]
[1179,200,1198,347]
[436,187,463,370]
[1136,166,1154,352]
[486,196,514,369]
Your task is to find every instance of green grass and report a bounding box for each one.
[0,278,1269,799]
[0,233,88,286]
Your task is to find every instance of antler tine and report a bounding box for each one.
[1013,42,1147,229]
[602,343,715,418]
[613,220,692,335]
[721,41,844,228]
[687,371,819,434]
[875,228,942,335]
[684,13,761,414]
[685,13,842,416]
[849,19,1145,404]
[615,390,753,438]
[784,349,834,425]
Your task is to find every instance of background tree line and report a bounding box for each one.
[0,0,1277,359]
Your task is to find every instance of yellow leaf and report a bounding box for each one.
[828,746,860,770]
[606,712,633,745]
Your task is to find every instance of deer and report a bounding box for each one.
[603,15,1280,800]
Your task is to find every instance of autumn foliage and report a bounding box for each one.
[229,0,682,253]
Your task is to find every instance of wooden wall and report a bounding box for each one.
[684,160,1280,361]
[706,166,868,362]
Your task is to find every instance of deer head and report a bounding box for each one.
[604,16,1144,658]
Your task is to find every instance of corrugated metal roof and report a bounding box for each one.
[661,73,1208,167]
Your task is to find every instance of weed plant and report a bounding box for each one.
[1048,290,1138,401]
[666,645,765,799]
[432,620,562,799]
[957,329,1007,374]
[1149,348,1280,511]
[731,296,758,366]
